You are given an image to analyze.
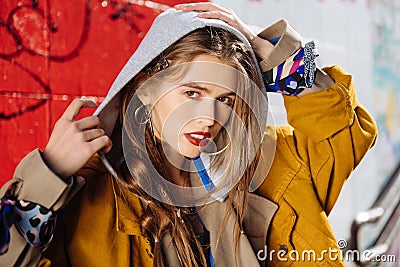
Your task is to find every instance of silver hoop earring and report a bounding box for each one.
[202,133,231,156]
[205,142,230,156]
[146,108,157,145]
[134,105,149,124]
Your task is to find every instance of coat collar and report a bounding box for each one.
[110,174,278,267]
[82,153,145,236]
[111,178,145,236]
[160,192,278,267]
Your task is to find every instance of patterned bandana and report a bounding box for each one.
[0,193,56,255]
[262,39,319,96]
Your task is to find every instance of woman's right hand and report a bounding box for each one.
[43,98,113,179]
[174,2,275,58]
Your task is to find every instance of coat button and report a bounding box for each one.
[279,245,288,255]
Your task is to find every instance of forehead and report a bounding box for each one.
[175,57,238,90]
[184,54,237,95]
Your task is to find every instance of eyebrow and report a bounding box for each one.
[184,82,236,97]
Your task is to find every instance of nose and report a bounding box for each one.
[197,99,215,127]
[199,116,215,127]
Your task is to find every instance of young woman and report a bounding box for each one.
[0,3,377,267]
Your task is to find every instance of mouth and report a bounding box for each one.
[184,131,211,147]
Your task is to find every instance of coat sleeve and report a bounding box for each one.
[282,65,378,215]
[0,149,85,266]
[254,19,377,215]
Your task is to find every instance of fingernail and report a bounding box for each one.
[80,96,98,106]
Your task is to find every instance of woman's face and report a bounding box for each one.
[149,55,237,159]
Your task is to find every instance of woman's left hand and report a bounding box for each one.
[174,2,274,57]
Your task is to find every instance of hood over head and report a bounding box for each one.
[94,8,266,136]
[93,8,273,201]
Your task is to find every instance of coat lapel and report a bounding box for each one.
[112,177,278,266]
[161,193,278,267]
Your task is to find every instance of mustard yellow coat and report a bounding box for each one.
[25,66,376,266]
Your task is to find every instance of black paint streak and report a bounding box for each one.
[0,99,47,120]
[0,0,144,120]
[109,0,146,33]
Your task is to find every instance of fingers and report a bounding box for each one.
[61,98,98,121]
[197,11,235,25]
[175,2,230,13]
[175,3,250,39]
[75,116,101,131]
[82,128,105,141]
[90,135,113,154]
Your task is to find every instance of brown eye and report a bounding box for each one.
[217,96,234,106]
[185,91,200,99]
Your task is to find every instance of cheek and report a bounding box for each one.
[151,102,170,137]
[214,101,234,126]
[212,122,224,135]
[151,95,186,138]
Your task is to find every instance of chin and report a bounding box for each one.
[179,146,201,159]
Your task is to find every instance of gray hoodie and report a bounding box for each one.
[92,8,269,177]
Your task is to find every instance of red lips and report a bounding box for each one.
[184,131,211,146]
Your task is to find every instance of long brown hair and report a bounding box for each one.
[115,26,264,266]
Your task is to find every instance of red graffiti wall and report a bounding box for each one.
[0,0,206,185]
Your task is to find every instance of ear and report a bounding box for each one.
[136,89,151,105]
[133,71,151,105]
